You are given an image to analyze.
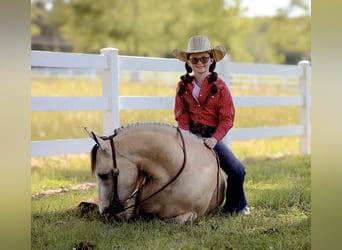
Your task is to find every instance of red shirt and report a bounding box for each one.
[174,75,235,142]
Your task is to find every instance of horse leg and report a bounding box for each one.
[66,197,99,216]
[208,171,227,211]
[164,212,198,224]
[115,196,138,221]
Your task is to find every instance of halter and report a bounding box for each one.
[107,135,124,214]
[103,127,187,219]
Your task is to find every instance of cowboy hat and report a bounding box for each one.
[172,35,226,62]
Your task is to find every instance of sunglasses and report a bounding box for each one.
[189,56,210,64]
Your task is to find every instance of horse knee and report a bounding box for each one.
[167,212,197,224]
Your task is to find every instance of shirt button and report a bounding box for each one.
[198,104,201,107]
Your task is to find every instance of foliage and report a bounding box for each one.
[31,1,44,36]
[31,0,311,64]
[31,155,311,249]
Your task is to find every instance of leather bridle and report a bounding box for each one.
[103,127,187,219]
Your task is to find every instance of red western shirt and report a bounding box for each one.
[174,75,235,142]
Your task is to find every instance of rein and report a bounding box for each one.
[212,149,221,209]
[107,126,187,215]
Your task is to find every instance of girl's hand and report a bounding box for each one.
[204,137,217,149]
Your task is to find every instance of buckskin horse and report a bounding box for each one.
[84,122,227,224]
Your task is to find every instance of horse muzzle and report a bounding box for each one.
[100,197,125,223]
[100,210,121,223]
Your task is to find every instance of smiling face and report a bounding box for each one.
[187,52,213,74]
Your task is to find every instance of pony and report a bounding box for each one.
[85,122,227,224]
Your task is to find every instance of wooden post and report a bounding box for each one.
[101,48,120,135]
[298,60,311,155]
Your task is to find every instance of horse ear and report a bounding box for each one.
[84,127,111,152]
[85,127,95,139]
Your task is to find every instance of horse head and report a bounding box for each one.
[85,127,139,222]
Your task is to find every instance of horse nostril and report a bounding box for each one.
[100,209,122,224]
[109,196,125,214]
[100,207,112,222]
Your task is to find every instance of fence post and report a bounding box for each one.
[298,60,311,155]
[101,48,120,135]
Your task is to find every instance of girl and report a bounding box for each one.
[173,35,250,215]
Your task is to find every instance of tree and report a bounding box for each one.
[31,0,72,51]
[31,0,310,64]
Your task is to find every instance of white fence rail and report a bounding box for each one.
[31,48,311,157]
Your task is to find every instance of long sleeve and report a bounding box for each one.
[211,84,235,141]
[174,82,190,130]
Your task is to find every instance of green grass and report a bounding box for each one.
[31,155,93,194]
[31,155,310,250]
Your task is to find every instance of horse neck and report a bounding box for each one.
[116,128,183,180]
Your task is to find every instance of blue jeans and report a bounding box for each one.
[214,141,248,213]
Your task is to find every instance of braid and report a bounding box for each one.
[185,62,192,74]
[177,62,194,97]
[211,81,218,95]
[180,73,193,84]
[208,56,218,95]
[208,71,218,83]
[180,62,194,84]
[209,60,216,73]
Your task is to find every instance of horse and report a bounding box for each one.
[84,122,227,224]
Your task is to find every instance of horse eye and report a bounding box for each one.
[98,173,109,180]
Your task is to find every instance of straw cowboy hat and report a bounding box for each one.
[172,35,227,62]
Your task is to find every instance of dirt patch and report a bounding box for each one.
[32,182,96,199]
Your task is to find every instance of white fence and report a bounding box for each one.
[31,48,311,157]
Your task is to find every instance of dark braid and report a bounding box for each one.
[208,54,218,95]
[178,62,193,97]
[185,63,192,74]
[180,63,193,84]
[209,72,218,95]
[209,60,216,74]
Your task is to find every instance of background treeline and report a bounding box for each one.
[31,0,310,64]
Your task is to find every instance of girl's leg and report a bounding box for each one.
[214,141,248,213]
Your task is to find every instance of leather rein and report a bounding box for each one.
[105,126,187,216]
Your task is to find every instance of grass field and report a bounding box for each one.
[32,155,310,249]
[31,74,310,249]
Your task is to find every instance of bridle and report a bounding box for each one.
[102,127,188,219]
[107,134,124,214]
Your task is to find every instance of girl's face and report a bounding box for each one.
[187,52,213,74]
